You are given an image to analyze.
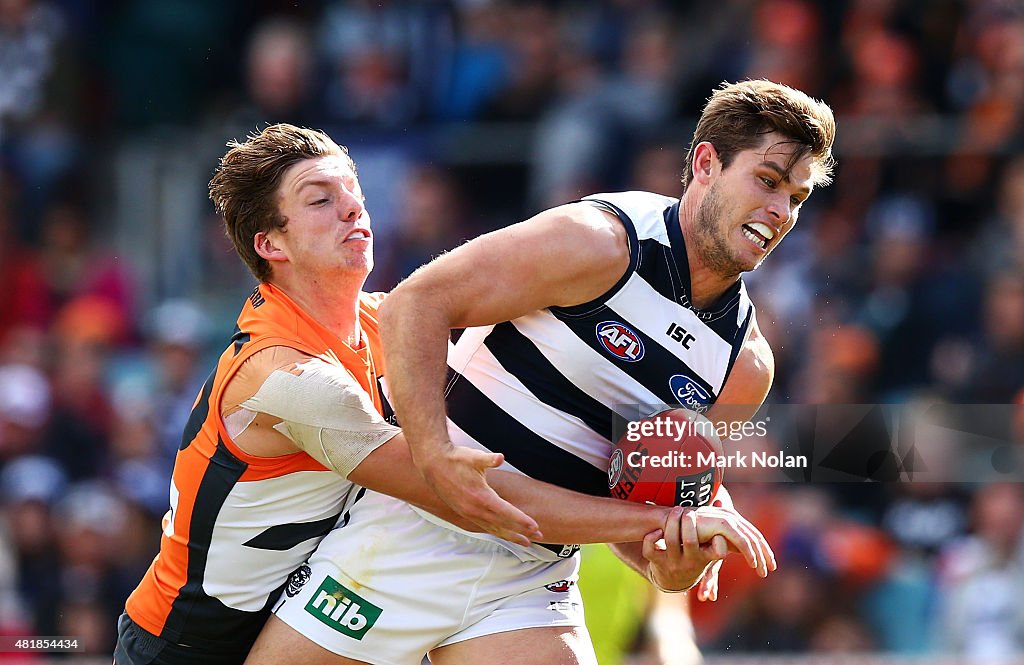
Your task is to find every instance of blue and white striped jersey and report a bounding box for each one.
[443,191,756,499]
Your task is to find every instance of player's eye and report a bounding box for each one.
[760,177,776,188]
[310,198,329,206]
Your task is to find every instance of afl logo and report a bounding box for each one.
[608,448,624,488]
[669,374,711,413]
[596,321,645,362]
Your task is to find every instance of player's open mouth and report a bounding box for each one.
[741,222,773,251]
[345,230,371,242]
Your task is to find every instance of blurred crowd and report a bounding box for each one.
[1,0,1023,660]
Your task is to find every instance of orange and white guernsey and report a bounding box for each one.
[125,283,388,653]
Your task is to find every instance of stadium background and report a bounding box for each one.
[1,0,1023,662]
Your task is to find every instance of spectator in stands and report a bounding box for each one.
[936,483,1024,659]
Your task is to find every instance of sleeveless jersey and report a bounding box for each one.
[444,191,755,499]
[125,283,388,654]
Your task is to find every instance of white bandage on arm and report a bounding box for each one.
[239,358,400,478]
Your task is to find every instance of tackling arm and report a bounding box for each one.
[225,347,672,545]
[350,437,670,544]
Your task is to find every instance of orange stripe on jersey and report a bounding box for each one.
[126,284,387,653]
[237,452,326,482]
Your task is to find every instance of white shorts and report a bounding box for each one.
[273,491,585,665]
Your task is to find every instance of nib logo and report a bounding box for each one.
[304,576,382,640]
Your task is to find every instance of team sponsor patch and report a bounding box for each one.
[303,576,382,640]
[544,579,576,593]
[607,448,624,488]
[596,321,645,362]
[669,374,711,412]
[285,564,311,597]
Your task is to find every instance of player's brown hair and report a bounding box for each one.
[682,80,836,192]
[209,124,354,282]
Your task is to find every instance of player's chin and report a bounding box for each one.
[340,257,373,276]
[740,249,769,272]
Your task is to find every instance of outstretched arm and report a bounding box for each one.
[379,202,631,545]
[350,438,669,544]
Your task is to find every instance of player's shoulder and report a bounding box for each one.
[581,190,677,211]
[532,200,631,263]
[244,345,314,374]
[222,345,315,411]
[360,291,388,312]
[718,320,774,410]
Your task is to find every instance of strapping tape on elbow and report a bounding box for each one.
[240,359,400,477]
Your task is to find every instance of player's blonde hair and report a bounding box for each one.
[682,80,836,191]
[209,124,355,282]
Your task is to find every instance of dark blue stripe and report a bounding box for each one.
[338,487,367,529]
[703,302,749,343]
[726,306,755,376]
[633,235,685,304]
[446,375,610,497]
[231,325,251,356]
[377,377,397,425]
[484,322,614,442]
[179,369,216,451]
[242,513,341,551]
[619,200,687,309]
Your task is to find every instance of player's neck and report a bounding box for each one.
[271,274,364,346]
[686,252,740,310]
[677,197,740,310]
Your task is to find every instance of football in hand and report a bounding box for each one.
[608,409,723,507]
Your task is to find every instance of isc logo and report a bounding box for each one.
[596,321,645,362]
[304,576,383,640]
[666,322,695,349]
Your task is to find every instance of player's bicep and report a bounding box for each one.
[388,203,629,327]
[239,357,401,477]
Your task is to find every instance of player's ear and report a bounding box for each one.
[254,231,287,262]
[692,142,718,185]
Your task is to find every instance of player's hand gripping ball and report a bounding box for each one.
[608,409,723,507]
